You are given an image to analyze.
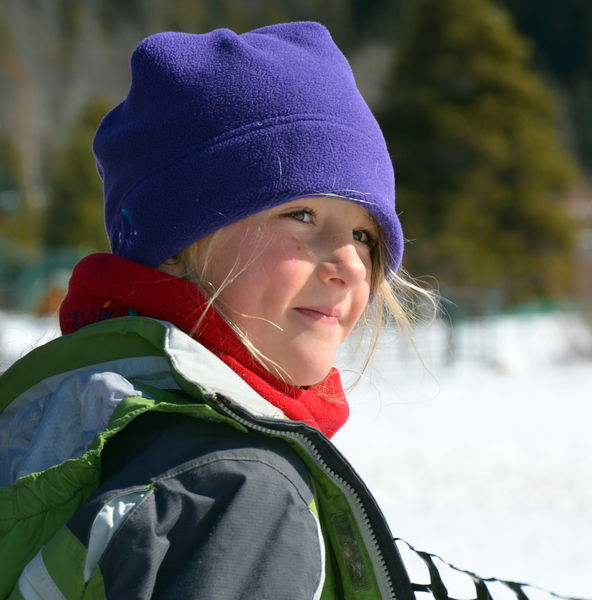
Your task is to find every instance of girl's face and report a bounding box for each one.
[195,197,377,386]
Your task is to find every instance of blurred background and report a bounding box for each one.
[0,0,591,596]
[0,0,591,316]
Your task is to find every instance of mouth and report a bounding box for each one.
[294,307,341,324]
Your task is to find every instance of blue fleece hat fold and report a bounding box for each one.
[93,22,403,271]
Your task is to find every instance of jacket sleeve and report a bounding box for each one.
[39,412,324,599]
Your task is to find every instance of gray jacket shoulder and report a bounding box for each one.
[68,411,325,599]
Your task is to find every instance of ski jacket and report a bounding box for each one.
[0,316,416,599]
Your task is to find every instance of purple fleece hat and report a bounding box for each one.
[94,22,403,271]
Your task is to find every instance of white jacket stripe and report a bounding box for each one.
[84,488,150,582]
[18,551,67,600]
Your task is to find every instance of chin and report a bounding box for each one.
[272,346,337,387]
[286,364,333,388]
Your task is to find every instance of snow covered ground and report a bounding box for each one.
[0,313,61,373]
[1,310,591,597]
[335,313,592,599]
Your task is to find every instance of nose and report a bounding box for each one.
[317,241,369,288]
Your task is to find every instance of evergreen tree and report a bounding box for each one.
[380,0,578,301]
[43,98,110,252]
[494,0,592,170]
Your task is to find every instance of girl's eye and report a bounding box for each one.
[285,209,315,223]
[353,229,373,246]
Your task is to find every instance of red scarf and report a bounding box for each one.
[59,253,349,438]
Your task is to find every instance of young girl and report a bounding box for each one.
[0,22,575,600]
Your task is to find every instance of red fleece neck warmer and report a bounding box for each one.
[59,253,349,438]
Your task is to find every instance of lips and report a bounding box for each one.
[294,306,341,323]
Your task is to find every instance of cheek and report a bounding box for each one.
[213,246,294,311]
[348,284,371,329]
[252,239,310,287]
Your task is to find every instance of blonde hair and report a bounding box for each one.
[170,210,436,386]
[354,227,437,386]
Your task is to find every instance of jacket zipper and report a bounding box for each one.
[213,397,401,600]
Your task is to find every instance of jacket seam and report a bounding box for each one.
[154,454,313,507]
